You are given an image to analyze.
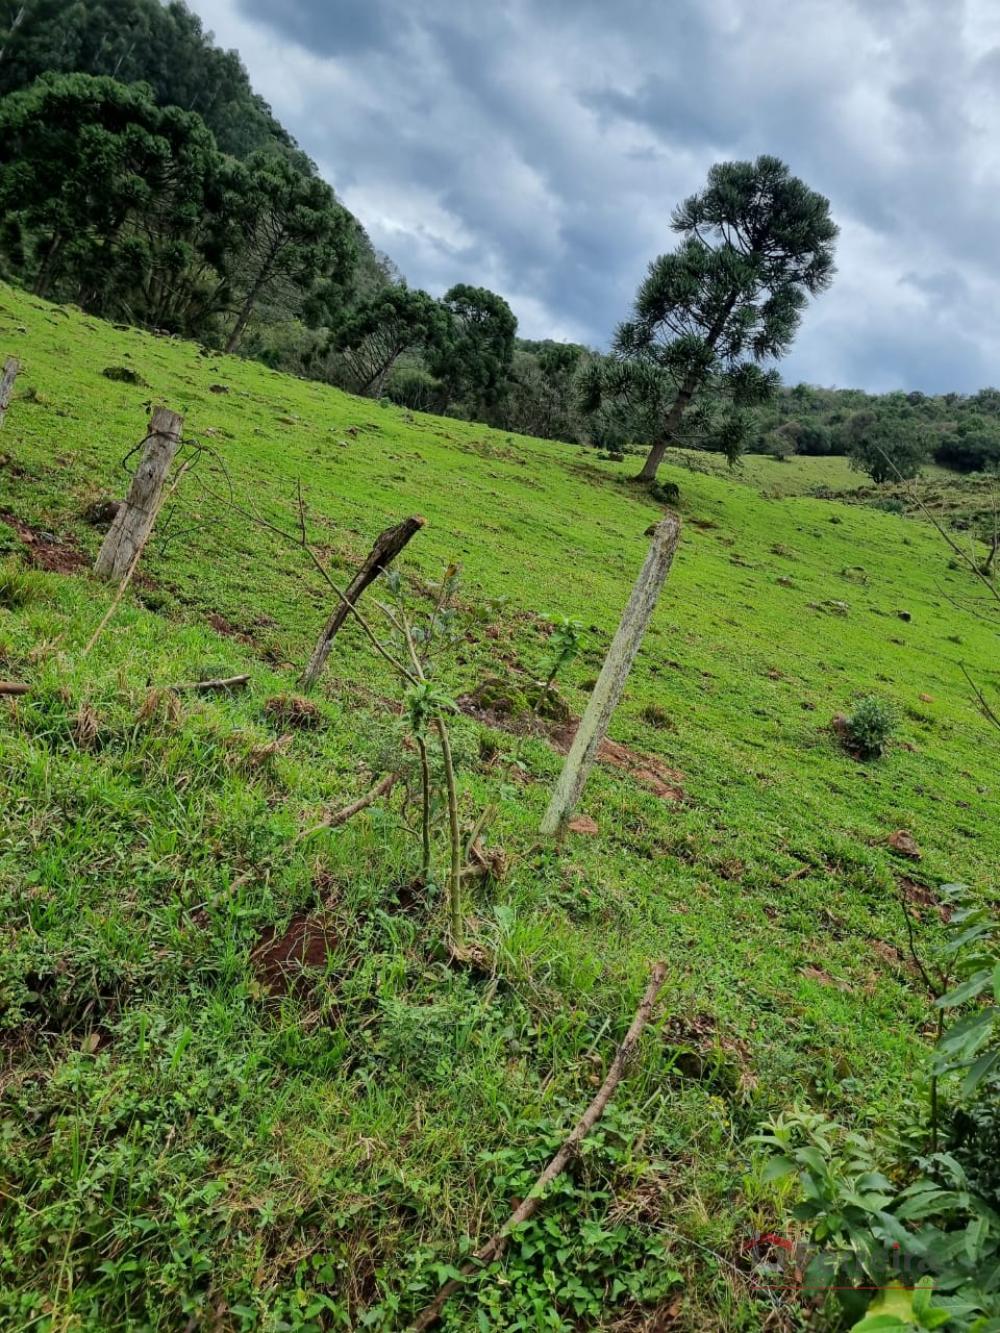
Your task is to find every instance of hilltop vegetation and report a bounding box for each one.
[0,285,998,1328]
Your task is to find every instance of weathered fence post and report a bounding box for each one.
[301,515,425,690]
[0,357,20,428]
[94,407,183,581]
[540,514,681,837]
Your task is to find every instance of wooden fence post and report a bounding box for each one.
[301,515,425,690]
[94,407,183,582]
[540,515,680,837]
[0,357,19,428]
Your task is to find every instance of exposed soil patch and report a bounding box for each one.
[899,875,950,922]
[457,683,685,802]
[206,610,255,645]
[252,913,339,998]
[263,694,322,730]
[568,814,599,835]
[887,829,921,860]
[551,722,685,802]
[0,511,88,573]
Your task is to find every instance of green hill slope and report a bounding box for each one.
[0,283,996,1330]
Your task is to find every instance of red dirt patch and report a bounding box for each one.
[206,611,255,645]
[551,723,685,802]
[899,876,950,922]
[887,829,921,860]
[252,913,338,997]
[1,511,88,573]
[568,814,599,835]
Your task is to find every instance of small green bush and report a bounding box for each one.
[843,694,896,759]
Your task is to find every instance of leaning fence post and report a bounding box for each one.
[94,407,183,581]
[540,515,681,838]
[301,515,425,691]
[0,357,19,428]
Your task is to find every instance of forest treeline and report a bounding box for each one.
[2,0,1000,480]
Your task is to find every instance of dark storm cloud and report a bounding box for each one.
[193,0,1000,391]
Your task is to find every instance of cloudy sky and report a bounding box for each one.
[188,0,1000,392]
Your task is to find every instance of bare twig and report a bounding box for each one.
[407,961,668,1331]
[0,681,29,696]
[170,674,250,693]
[295,771,398,844]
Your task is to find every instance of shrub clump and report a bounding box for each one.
[834,694,897,759]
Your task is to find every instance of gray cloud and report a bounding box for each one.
[191,0,1000,391]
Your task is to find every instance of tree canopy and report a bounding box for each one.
[584,155,838,478]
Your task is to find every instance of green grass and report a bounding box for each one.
[0,283,997,1331]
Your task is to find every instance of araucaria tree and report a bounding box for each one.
[223,152,355,354]
[587,156,838,481]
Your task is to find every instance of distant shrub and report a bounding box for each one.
[101,365,148,386]
[640,703,674,730]
[841,694,897,759]
[649,481,680,504]
[870,497,906,515]
[934,428,1000,473]
[385,366,443,413]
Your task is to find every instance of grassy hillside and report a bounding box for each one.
[0,283,997,1331]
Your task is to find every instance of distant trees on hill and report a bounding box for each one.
[2,1,1000,475]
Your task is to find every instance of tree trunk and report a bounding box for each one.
[224,286,258,355]
[33,233,63,297]
[94,407,183,581]
[0,357,19,428]
[636,372,699,482]
[637,293,739,483]
[0,6,26,66]
[300,515,425,690]
[540,516,680,836]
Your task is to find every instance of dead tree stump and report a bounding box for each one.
[301,515,425,690]
[94,407,183,581]
[0,357,19,428]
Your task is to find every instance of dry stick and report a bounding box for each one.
[0,356,19,428]
[170,674,251,694]
[295,770,398,844]
[435,716,464,950]
[0,681,29,696]
[408,960,668,1332]
[83,453,195,657]
[301,515,425,690]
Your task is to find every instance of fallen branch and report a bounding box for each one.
[0,680,29,696]
[301,515,425,691]
[170,674,250,694]
[408,960,668,1332]
[295,770,398,843]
